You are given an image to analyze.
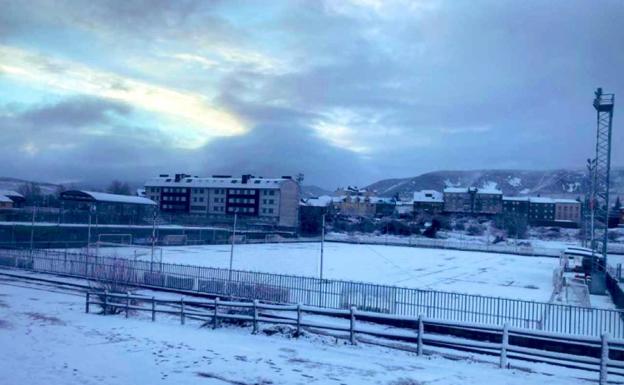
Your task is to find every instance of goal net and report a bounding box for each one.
[162,234,188,246]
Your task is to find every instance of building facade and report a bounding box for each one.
[502,197,530,216]
[443,187,502,215]
[413,190,444,214]
[144,174,300,228]
[554,199,581,224]
[527,197,556,224]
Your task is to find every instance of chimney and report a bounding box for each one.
[242,174,252,184]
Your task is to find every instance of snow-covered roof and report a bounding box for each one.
[444,187,469,193]
[413,190,443,203]
[369,197,395,204]
[479,188,503,195]
[444,187,502,195]
[302,195,333,207]
[145,175,291,190]
[503,196,529,202]
[529,197,555,204]
[553,198,580,204]
[61,190,156,205]
[0,190,24,198]
[0,195,13,203]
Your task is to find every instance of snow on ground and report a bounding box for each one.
[0,278,599,385]
[97,242,558,301]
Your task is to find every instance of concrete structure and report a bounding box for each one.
[443,187,502,215]
[145,174,300,228]
[413,190,443,214]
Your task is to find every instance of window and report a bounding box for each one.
[268,208,274,214]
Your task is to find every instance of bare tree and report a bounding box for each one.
[106,180,131,195]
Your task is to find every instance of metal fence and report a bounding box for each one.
[86,291,624,383]
[1,247,623,339]
[327,234,624,257]
[326,234,563,257]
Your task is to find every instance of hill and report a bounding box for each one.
[365,168,624,198]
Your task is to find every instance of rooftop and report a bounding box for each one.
[61,190,156,206]
[413,190,443,203]
[145,175,292,190]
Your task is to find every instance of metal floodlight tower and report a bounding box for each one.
[590,87,615,294]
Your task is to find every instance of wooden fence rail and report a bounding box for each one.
[86,291,624,384]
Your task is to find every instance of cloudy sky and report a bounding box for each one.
[1,0,623,189]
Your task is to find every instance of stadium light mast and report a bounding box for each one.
[589,87,615,294]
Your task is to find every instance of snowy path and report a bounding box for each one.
[0,278,597,384]
[97,242,558,301]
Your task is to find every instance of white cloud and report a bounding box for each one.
[0,45,248,148]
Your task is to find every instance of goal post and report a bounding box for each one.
[162,234,188,246]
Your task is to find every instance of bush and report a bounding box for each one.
[466,224,484,236]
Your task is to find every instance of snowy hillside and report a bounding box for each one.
[365,168,624,198]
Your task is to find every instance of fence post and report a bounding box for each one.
[252,299,259,334]
[85,292,90,314]
[500,323,509,368]
[151,297,156,322]
[180,298,185,325]
[600,333,609,385]
[213,297,219,329]
[350,306,356,345]
[296,303,302,337]
[125,292,130,318]
[103,290,108,315]
[417,314,424,356]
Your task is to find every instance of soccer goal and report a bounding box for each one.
[162,234,188,246]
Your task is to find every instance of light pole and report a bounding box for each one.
[151,205,158,272]
[320,213,325,281]
[228,212,238,295]
[29,206,36,261]
[87,203,94,256]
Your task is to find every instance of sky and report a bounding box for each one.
[0,0,623,190]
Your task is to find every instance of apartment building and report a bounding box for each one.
[502,197,530,216]
[527,197,556,224]
[413,190,444,214]
[443,187,503,215]
[144,174,300,228]
[554,198,582,224]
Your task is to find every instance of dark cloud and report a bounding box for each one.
[18,97,131,127]
[1,1,623,189]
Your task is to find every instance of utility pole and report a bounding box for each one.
[228,212,237,295]
[320,213,325,281]
[151,205,157,272]
[29,206,36,259]
[87,203,93,256]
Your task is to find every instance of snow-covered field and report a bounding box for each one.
[0,277,599,385]
[97,242,558,301]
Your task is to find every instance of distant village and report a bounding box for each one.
[301,185,587,228]
[1,173,622,239]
